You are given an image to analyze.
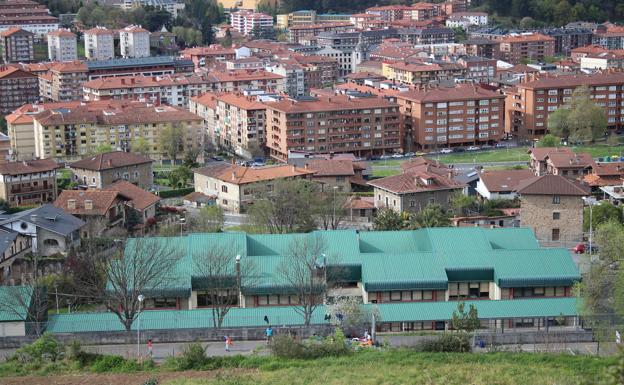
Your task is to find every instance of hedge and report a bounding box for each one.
[157,187,194,199]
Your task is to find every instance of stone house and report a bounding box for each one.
[516,174,590,244]
[54,190,127,236]
[304,159,368,193]
[106,180,160,226]
[69,151,153,189]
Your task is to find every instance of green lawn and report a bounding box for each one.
[33,43,47,62]
[161,350,613,385]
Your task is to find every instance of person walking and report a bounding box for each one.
[225,335,232,352]
[147,339,153,358]
[265,326,273,344]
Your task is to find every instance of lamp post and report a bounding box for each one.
[321,253,327,299]
[583,197,597,257]
[332,186,338,229]
[137,294,145,358]
[179,215,186,236]
[235,254,241,307]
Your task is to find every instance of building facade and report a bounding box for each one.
[497,33,556,65]
[69,151,153,189]
[0,67,39,115]
[84,26,115,60]
[47,29,77,62]
[230,10,273,37]
[0,27,33,63]
[0,158,58,207]
[120,25,150,59]
[39,61,88,102]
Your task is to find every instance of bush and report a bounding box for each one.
[157,187,194,199]
[165,343,208,371]
[90,355,125,372]
[271,329,351,359]
[13,333,64,363]
[419,333,472,353]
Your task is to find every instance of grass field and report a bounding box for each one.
[1,350,615,385]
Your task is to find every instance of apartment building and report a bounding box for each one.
[0,28,33,63]
[382,62,466,85]
[592,25,624,50]
[39,61,88,102]
[0,0,59,37]
[266,61,304,97]
[86,56,194,79]
[120,25,150,59]
[47,29,77,62]
[195,92,267,158]
[396,84,505,150]
[0,66,39,115]
[497,33,556,65]
[230,10,273,37]
[287,23,352,44]
[121,0,185,17]
[203,68,285,93]
[504,72,624,139]
[541,27,593,56]
[409,2,443,21]
[446,12,488,29]
[0,158,58,207]
[463,38,498,59]
[457,56,497,83]
[264,94,401,161]
[397,27,455,45]
[292,55,340,90]
[365,5,413,22]
[180,45,236,68]
[30,101,202,162]
[84,26,115,60]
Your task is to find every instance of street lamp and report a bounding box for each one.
[179,215,186,236]
[137,294,145,358]
[235,254,241,307]
[583,197,598,257]
[332,186,339,229]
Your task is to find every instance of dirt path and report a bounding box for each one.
[0,369,255,385]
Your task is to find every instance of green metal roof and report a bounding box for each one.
[46,297,580,333]
[0,286,32,322]
[113,228,580,297]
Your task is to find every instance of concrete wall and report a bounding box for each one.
[0,322,25,337]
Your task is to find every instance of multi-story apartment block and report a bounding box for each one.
[39,61,88,102]
[287,23,352,44]
[0,66,39,115]
[592,25,624,50]
[276,9,316,28]
[190,93,266,159]
[69,151,153,189]
[463,38,499,59]
[47,29,77,62]
[0,27,33,63]
[121,0,185,18]
[84,26,115,60]
[457,56,497,83]
[264,94,401,161]
[203,68,285,93]
[120,25,150,59]
[30,101,202,161]
[409,2,443,21]
[292,54,339,90]
[230,10,273,37]
[396,84,505,150]
[0,0,59,37]
[382,61,466,85]
[0,158,58,207]
[86,56,194,79]
[497,33,556,65]
[446,12,488,29]
[180,45,236,68]
[540,27,593,56]
[580,51,624,70]
[365,5,413,22]
[397,27,455,45]
[504,72,624,139]
[266,62,305,97]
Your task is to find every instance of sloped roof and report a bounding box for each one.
[194,163,314,185]
[546,152,595,169]
[54,190,121,216]
[479,169,534,193]
[515,174,590,196]
[0,204,84,236]
[305,159,356,177]
[106,181,160,211]
[0,158,58,176]
[528,147,574,161]
[71,151,152,171]
[368,166,463,194]
[0,286,33,322]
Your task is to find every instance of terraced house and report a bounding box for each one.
[56,228,581,333]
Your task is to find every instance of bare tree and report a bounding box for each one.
[0,255,48,336]
[278,234,328,326]
[104,237,181,331]
[316,190,348,230]
[192,245,256,328]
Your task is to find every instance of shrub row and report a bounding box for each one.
[157,187,194,199]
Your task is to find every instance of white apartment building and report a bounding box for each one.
[446,12,489,29]
[121,0,185,17]
[230,10,273,36]
[84,26,115,60]
[47,29,77,61]
[119,25,150,58]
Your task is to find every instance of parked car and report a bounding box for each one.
[404,152,415,157]
[392,153,404,158]
[440,148,453,154]
[495,143,508,149]
[380,154,392,160]
[466,146,480,151]
[572,243,599,254]
[414,151,426,157]
[481,145,494,150]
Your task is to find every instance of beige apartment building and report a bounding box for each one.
[193,163,314,213]
[264,94,401,161]
[0,27,34,63]
[382,62,466,85]
[505,72,624,139]
[39,61,88,102]
[69,151,153,189]
[30,101,202,162]
[396,84,506,150]
[84,26,115,60]
[0,158,58,207]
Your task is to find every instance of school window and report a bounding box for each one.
[153,298,177,308]
[448,282,489,300]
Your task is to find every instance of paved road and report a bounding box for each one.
[372,160,528,172]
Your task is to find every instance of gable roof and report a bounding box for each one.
[515,174,590,196]
[528,147,574,161]
[305,159,356,177]
[479,169,534,193]
[0,158,58,176]
[71,151,152,171]
[546,152,595,169]
[194,163,314,185]
[106,180,160,210]
[0,204,85,236]
[54,190,122,216]
[368,167,463,194]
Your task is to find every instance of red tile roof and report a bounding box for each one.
[546,152,595,169]
[47,28,75,37]
[106,180,159,211]
[305,159,357,177]
[0,27,32,37]
[519,72,624,90]
[0,158,58,175]
[515,174,590,196]
[265,94,397,113]
[500,33,555,44]
[479,169,534,192]
[368,167,463,194]
[397,84,504,103]
[194,163,314,185]
[527,147,574,161]
[71,151,153,171]
[54,190,121,216]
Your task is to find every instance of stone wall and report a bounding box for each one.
[520,194,583,244]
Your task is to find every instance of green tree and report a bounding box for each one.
[408,203,451,229]
[189,205,224,233]
[183,148,200,169]
[159,124,184,164]
[95,144,113,154]
[450,192,477,216]
[537,134,560,148]
[222,28,232,48]
[373,208,404,231]
[547,107,572,139]
[548,86,606,143]
[604,346,624,385]
[168,166,193,188]
[451,302,480,333]
[583,202,623,232]
[131,137,150,155]
[451,27,467,43]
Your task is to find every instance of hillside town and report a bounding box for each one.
[0,0,623,383]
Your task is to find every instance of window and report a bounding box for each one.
[43,238,59,246]
[221,185,228,193]
[448,282,489,300]
[552,195,560,204]
[197,290,238,307]
[153,298,177,308]
[552,228,560,241]
[552,212,560,220]
[390,291,401,301]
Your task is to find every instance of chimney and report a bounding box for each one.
[231,172,236,181]
[67,199,76,210]
[30,214,37,222]
[84,199,93,210]
[292,165,296,172]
